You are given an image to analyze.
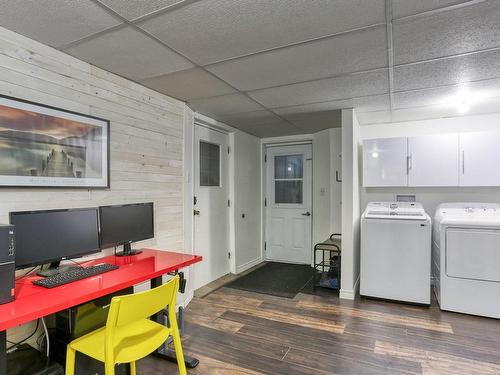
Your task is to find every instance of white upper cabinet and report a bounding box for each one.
[408,134,459,187]
[363,138,407,187]
[460,131,500,186]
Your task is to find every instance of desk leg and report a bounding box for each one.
[0,330,6,375]
[151,276,199,369]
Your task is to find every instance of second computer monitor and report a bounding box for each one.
[99,202,154,256]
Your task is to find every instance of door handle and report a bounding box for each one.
[302,212,311,216]
[193,210,200,216]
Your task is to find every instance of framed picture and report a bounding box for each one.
[0,94,109,188]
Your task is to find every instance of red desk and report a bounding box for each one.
[0,249,202,373]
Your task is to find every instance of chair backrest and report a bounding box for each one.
[106,275,179,330]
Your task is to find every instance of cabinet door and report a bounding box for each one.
[408,134,459,187]
[460,131,500,186]
[363,138,407,187]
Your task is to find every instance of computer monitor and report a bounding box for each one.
[10,207,100,276]
[99,202,154,256]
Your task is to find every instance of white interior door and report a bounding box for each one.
[265,144,312,264]
[193,125,230,289]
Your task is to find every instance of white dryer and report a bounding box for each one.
[433,203,500,318]
[361,202,431,304]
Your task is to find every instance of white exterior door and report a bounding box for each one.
[193,125,230,289]
[460,131,500,186]
[265,145,312,264]
[408,134,459,187]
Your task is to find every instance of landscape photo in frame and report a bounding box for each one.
[0,95,109,188]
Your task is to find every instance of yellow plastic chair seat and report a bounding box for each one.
[69,319,169,363]
[65,276,187,375]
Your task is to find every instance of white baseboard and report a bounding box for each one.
[236,257,263,274]
[339,275,360,300]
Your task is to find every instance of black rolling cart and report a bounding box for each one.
[313,234,341,291]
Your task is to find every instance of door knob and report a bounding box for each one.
[193,210,200,216]
[302,211,311,216]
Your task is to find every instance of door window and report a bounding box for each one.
[200,141,220,187]
[274,154,303,204]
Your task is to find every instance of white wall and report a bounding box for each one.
[0,26,187,344]
[340,109,361,300]
[360,113,500,216]
[233,131,262,273]
[313,128,342,246]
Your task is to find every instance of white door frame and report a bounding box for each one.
[260,135,315,264]
[184,112,237,287]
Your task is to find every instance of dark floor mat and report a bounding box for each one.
[299,277,340,297]
[226,262,313,298]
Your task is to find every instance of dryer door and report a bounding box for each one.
[446,228,500,282]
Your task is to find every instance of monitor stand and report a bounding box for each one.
[37,261,79,277]
[115,243,143,257]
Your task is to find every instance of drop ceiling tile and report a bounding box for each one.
[273,94,390,115]
[283,110,342,133]
[393,1,500,65]
[206,26,388,91]
[0,0,121,48]
[248,70,389,108]
[139,0,386,65]
[356,110,392,125]
[394,49,500,91]
[394,78,500,109]
[392,0,474,19]
[97,0,181,21]
[217,110,283,127]
[234,121,302,138]
[188,93,263,117]
[141,68,236,100]
[390,103,500,123]
[65,26,193,81]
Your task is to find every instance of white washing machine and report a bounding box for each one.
[361,202,431,304]
[433,203,500,318]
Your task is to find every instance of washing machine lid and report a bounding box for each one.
[364,202,427,220]
[435,203,500,227]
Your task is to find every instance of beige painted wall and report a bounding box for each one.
[0,26,187,345]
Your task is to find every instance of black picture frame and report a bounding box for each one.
[0,94,110,188]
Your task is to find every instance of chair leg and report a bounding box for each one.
[170,318,187,375]
[65,345,76,375]
[104,361,115,375]
[130,361,136,375]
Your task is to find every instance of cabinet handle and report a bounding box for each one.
[462,150,465,174]
[407,155,412,173]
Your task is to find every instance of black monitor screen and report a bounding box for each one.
[99,203,154,248]
[10,208,100,268]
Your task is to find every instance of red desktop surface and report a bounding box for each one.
[0,249,202,331]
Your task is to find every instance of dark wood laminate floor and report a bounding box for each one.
[137,287,500,374]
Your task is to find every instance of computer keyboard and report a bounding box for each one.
[33,263,119,288]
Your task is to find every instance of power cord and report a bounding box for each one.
[6,319,40,352]
[41,317,49,357]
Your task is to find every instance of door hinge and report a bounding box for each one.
[264,154,267,163]
[228,146,230,154]
[193,196,197,205]
[264,242,267,251]
[228,251,231,259]
[228,199,231,207]
[264,198,267,207]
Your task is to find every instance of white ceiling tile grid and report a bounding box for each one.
[1,0,500,137]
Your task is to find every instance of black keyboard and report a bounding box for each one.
[33,263,119,288]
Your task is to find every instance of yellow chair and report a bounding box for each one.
[65,276,187,375]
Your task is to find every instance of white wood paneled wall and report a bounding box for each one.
[0,26,187,343]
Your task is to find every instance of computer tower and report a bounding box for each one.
[0,224,15,304]
[50,287,133,375]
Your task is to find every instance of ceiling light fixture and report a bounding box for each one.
[371,151,379,158]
